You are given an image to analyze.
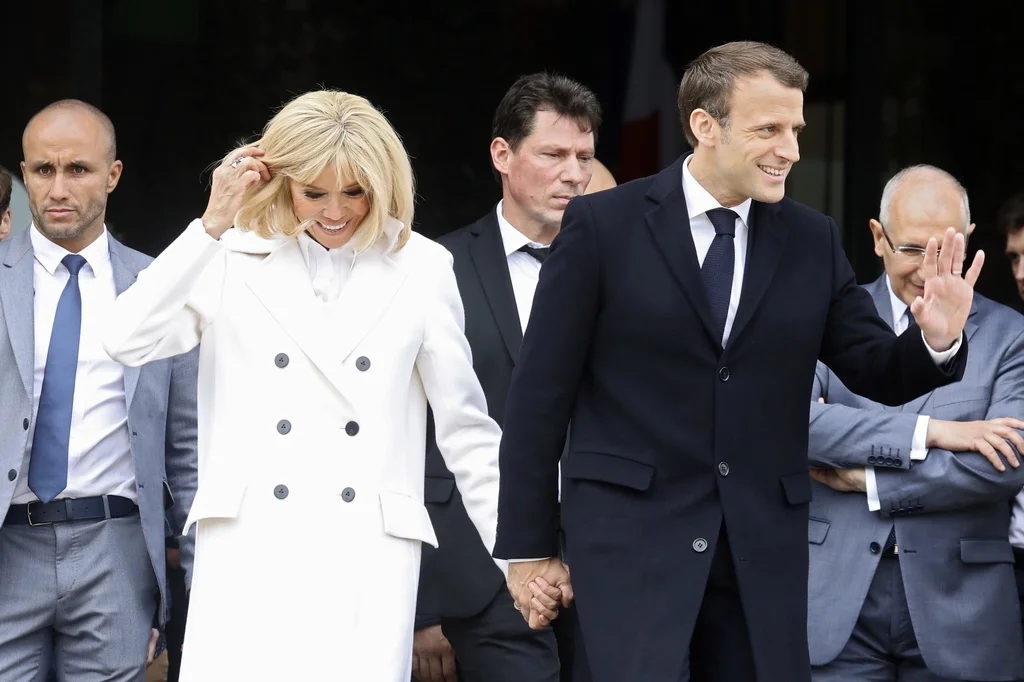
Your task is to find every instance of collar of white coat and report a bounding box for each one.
[220,216,406,256]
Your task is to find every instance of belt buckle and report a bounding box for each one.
[26,502,52,527]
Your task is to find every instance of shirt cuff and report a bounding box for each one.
[508,557,555,562]
[866,466,881,512]
[922,330,962,365]
[911,415,930,461]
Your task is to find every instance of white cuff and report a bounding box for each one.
[922,330,962,365]
[866,466,881,512]
[911,416,930,461]
[508,557,555,562]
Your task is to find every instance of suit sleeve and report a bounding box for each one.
[819,217,968,406]
[874,328,1024,516]
[163,347,200,590]
[416,251,507,577]
[808,362,917,470]
[494,197,601,560]
[104,220,226,366]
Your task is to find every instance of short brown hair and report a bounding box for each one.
[0,167,11,214]
[677,41,809,148]
[998,192,1024,236]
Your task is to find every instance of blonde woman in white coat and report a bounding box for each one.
[102,91,542,680]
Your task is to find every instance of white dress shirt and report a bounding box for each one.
[14,226,136,504]
[496,201,546,332]
[681,156,750,346]
[296,231,358,303]
[863,276,931,511]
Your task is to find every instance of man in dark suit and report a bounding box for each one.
[412,73,601,682]
[494,41,981,682]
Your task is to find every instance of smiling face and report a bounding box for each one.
[289,163,370,249]
[688,72,804,207]
[491,109,595,239]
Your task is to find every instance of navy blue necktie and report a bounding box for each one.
[702,209,738,344]
[880,309,916,553]
[29,254,87,503]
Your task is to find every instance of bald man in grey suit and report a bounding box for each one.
[0,100,198,682]
[807,165,1024,681]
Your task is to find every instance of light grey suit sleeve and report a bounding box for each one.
[164,347,199,589]
[874,329,1024,518]
[809,361,918,470]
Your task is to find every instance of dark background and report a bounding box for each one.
[3,0,1022,309]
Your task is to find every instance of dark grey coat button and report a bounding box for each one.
[718,462,730,477]
[277,420,292,435]
[22,418,29,430]
[692,537,708,553]
[869,541,881,554]
[885,457,894,466]
[718,367,730,382]
[894,458,902,467]
[356,356,371,372]
[867,456,877,464]
[7,469,16,482]
[274,353,289,368]
[341,487,356,502]
[274,485,289,499]
[345,421,360,437]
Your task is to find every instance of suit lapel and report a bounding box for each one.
[729,201,788,346]
[108,237,142,408]
[0,229,36,399]
[468,211,522,364]
[644,159,720,348]
[246,239,406,404]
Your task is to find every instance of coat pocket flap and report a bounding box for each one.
[808,518,830,545]
[780,472,812,505]
[182,480,247,535]
[564,451,655,491]
[960,538,1015,564]
[380,491,439,548]
[933,388,991,408]
[423,476,456,504]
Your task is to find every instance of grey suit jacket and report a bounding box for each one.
[807,276,1024,681]
[0,227,199,626]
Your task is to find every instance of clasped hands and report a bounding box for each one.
[506,558,573,629]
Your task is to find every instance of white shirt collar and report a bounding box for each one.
[885,275,910,328]
[496,200,546,257]
[682,156,752,226]
[30,223,111,276]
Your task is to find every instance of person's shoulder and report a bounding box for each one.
[575,173,654,215]
[398,230,455,270]
[436,212,493,251]
[775,197,834,227]
[109,237,154,269]
[973,293,1024,337]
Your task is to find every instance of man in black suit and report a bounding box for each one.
[495,41,982,682]
[412,73,602,682]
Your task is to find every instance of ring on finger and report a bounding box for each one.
[230,156,247,169]
[513,601,522,612]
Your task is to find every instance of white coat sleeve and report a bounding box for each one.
[104,219,227,367]
[415,251,507,578]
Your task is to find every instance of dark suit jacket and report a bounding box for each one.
[493,155,968,682]
[415,209,519,628]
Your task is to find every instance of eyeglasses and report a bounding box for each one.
[879,223,968,263]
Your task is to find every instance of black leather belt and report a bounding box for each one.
[4,495,138,527]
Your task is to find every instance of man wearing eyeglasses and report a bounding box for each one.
[806,164,1024,681]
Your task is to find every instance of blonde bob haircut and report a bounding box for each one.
[232,90,414,252]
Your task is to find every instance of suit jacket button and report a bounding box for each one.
[22,418,29,430]
[345,421,360,437]
[274,485,289,500]
[867,456,876,464]
[718,367,730,382]
[894,458,902,467]
[277,420,291,435]
[869,541,881,554]
[692,537,708,553]
[7,469,15,482]
[342,487,356,502]
[884,457,894,466]
[356,356,371,371]
[718,462,730,477]
[274,353,289,368]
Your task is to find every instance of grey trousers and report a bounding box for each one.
[811,556,959,682]
[0,515,158,682]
